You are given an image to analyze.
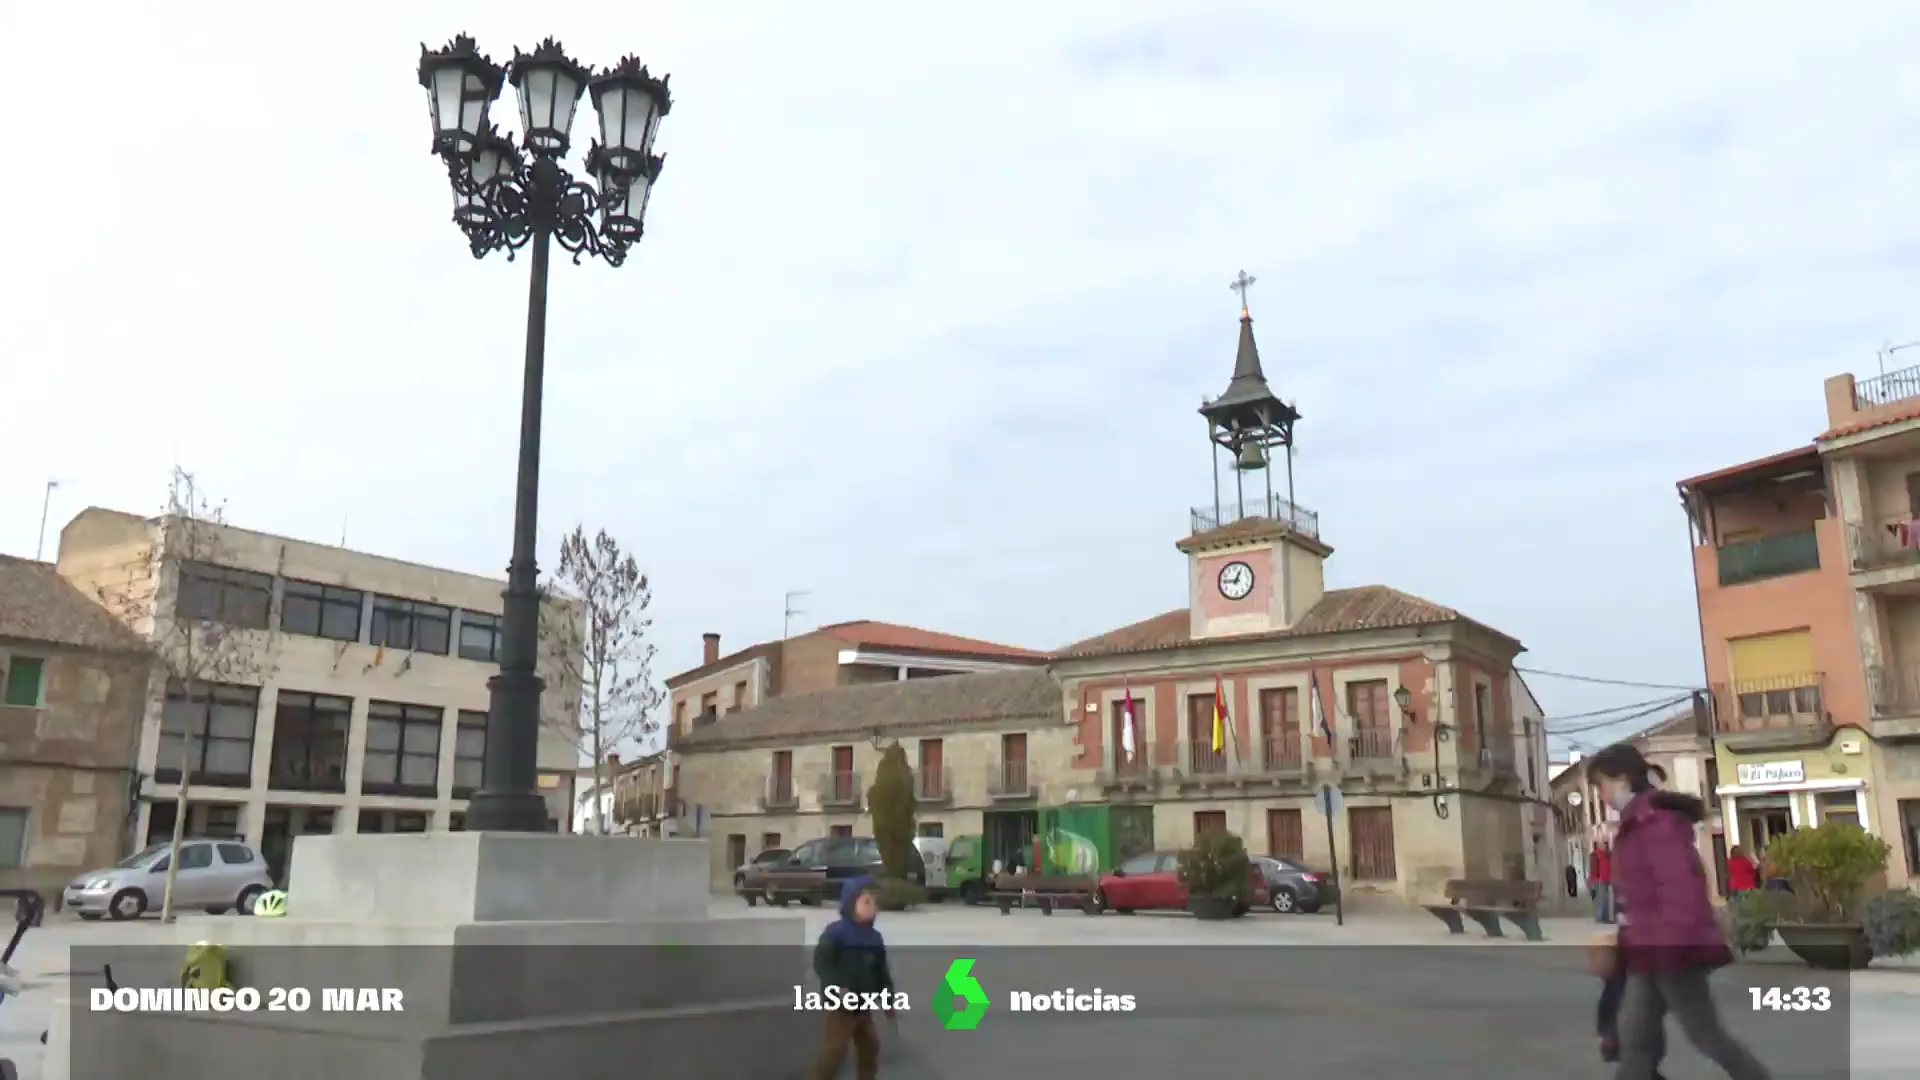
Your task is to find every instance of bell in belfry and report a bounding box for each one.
[1234,441,1267,471]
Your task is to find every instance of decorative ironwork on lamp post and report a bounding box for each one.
[418,34,671,832]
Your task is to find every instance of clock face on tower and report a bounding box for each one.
[1217,561,1255,601]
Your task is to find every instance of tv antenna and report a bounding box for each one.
[784,590,811,639]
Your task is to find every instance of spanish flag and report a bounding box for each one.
[1212,675,1228,753]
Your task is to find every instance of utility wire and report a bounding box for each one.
[1546,696,1693,737]
[1545,695,1693,723]
[1517,666,1702,692]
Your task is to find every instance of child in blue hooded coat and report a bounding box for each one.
[808,877,894,1080]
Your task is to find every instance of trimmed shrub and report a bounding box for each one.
[1176,828,1250,901]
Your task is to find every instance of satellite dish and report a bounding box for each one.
[1567,791,1584,807]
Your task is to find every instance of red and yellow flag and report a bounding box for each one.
[1212,675,1229,753]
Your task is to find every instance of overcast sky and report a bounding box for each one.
[5,3,1914,755]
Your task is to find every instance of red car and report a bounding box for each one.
[1096,850,1270,916]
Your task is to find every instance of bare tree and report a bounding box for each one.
[539,525,663,834]
[95,467,270,921]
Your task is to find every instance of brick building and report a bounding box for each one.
[0,555,155,901]
[675,306,1548,900]
[620,622,1045,837]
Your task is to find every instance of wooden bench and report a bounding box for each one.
[989,874,1101,916]
[1423,879,1544,941]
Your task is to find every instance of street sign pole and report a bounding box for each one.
[1316,783,1345,926]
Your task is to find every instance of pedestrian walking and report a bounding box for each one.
[808,877,895,1080]
[1725,846,1758,896]
[1588,742,1773,1080]
[1591,842,1615,923]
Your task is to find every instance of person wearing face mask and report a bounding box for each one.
[1587,742,1772,1080]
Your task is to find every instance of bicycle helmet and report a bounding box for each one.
[252,890,288,918]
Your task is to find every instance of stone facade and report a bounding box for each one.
[0,554,156,901]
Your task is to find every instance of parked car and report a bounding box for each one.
[1254,855,1337,914]
[1094,849,1270,916]
[64,839,275,921]
[741,835,921,907]
[732,847,791,893]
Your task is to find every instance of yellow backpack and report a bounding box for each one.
[180,942,231,990]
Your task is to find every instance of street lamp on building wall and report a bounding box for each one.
[417,35,671,831]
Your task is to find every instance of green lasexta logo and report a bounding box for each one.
[933,958,990,1031]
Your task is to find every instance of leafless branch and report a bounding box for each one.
[91,467,272,920]
[537,525,664,833]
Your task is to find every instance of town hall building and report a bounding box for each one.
[675,289,1552,903]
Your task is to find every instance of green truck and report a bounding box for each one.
[938,805,1156,904]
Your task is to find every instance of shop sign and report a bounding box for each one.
[1735,760,1804,786]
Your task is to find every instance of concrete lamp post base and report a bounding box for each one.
[54,833,814,1080]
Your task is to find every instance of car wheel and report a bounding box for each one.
[959,880,983,906]
[1271,887,1298,914]
[108,889,146,921]
[733,874,746,892]
[236,886,266,915]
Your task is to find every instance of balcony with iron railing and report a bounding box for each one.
[759,773,798,810]
[1097,742,1169,788]
[1347,728,1398,762]
[1716,528,1820,586]
[818,770,862,809]
[1190,492,1319,539]
[987,758,1032,799]
[913,765,952,804]
[1180,739,1229,775]
[1258,735,1310,776]
[1868,664,1920,739]
[1846,514,1920,575]
[1853,363,1920,410]
[1712,673,1830,749]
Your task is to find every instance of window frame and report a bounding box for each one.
[453,709,488,797]
[0,807,28,869]
[456,611,502,662]
[177,842,215,870]
[360,700,445,797]
[368,595,453,656]
[216,843,255,865]
[156,680,260,787]
[2,655,46,707]
[175,561,273,630]
[279,579,365,642]
[268,690,352,793]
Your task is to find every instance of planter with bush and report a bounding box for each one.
[1177,829,1251,920]
[1863,887,1920,962]
[1757,822,1892,970]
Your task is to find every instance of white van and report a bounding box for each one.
[913,836,948,891]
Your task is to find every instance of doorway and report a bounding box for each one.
[1348,807,1398,881]
[1739,796,1794,856]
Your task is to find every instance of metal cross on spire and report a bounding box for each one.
[1229,270,1256,317]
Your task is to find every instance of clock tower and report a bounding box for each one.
[1182,272,1332,641]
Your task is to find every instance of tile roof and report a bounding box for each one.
[1052,585,1507,659]
[816,620,1046,660]
[664,620,1044,689]
[0,555,150,653]
[674,667,1062,750]
[1675,445,1821,493]
[1819,400,1920,441]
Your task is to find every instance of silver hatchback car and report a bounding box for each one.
[64,838,275,920]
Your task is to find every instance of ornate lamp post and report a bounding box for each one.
[418,35,671,831]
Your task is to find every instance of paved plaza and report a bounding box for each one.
[4,903,1915,1079]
